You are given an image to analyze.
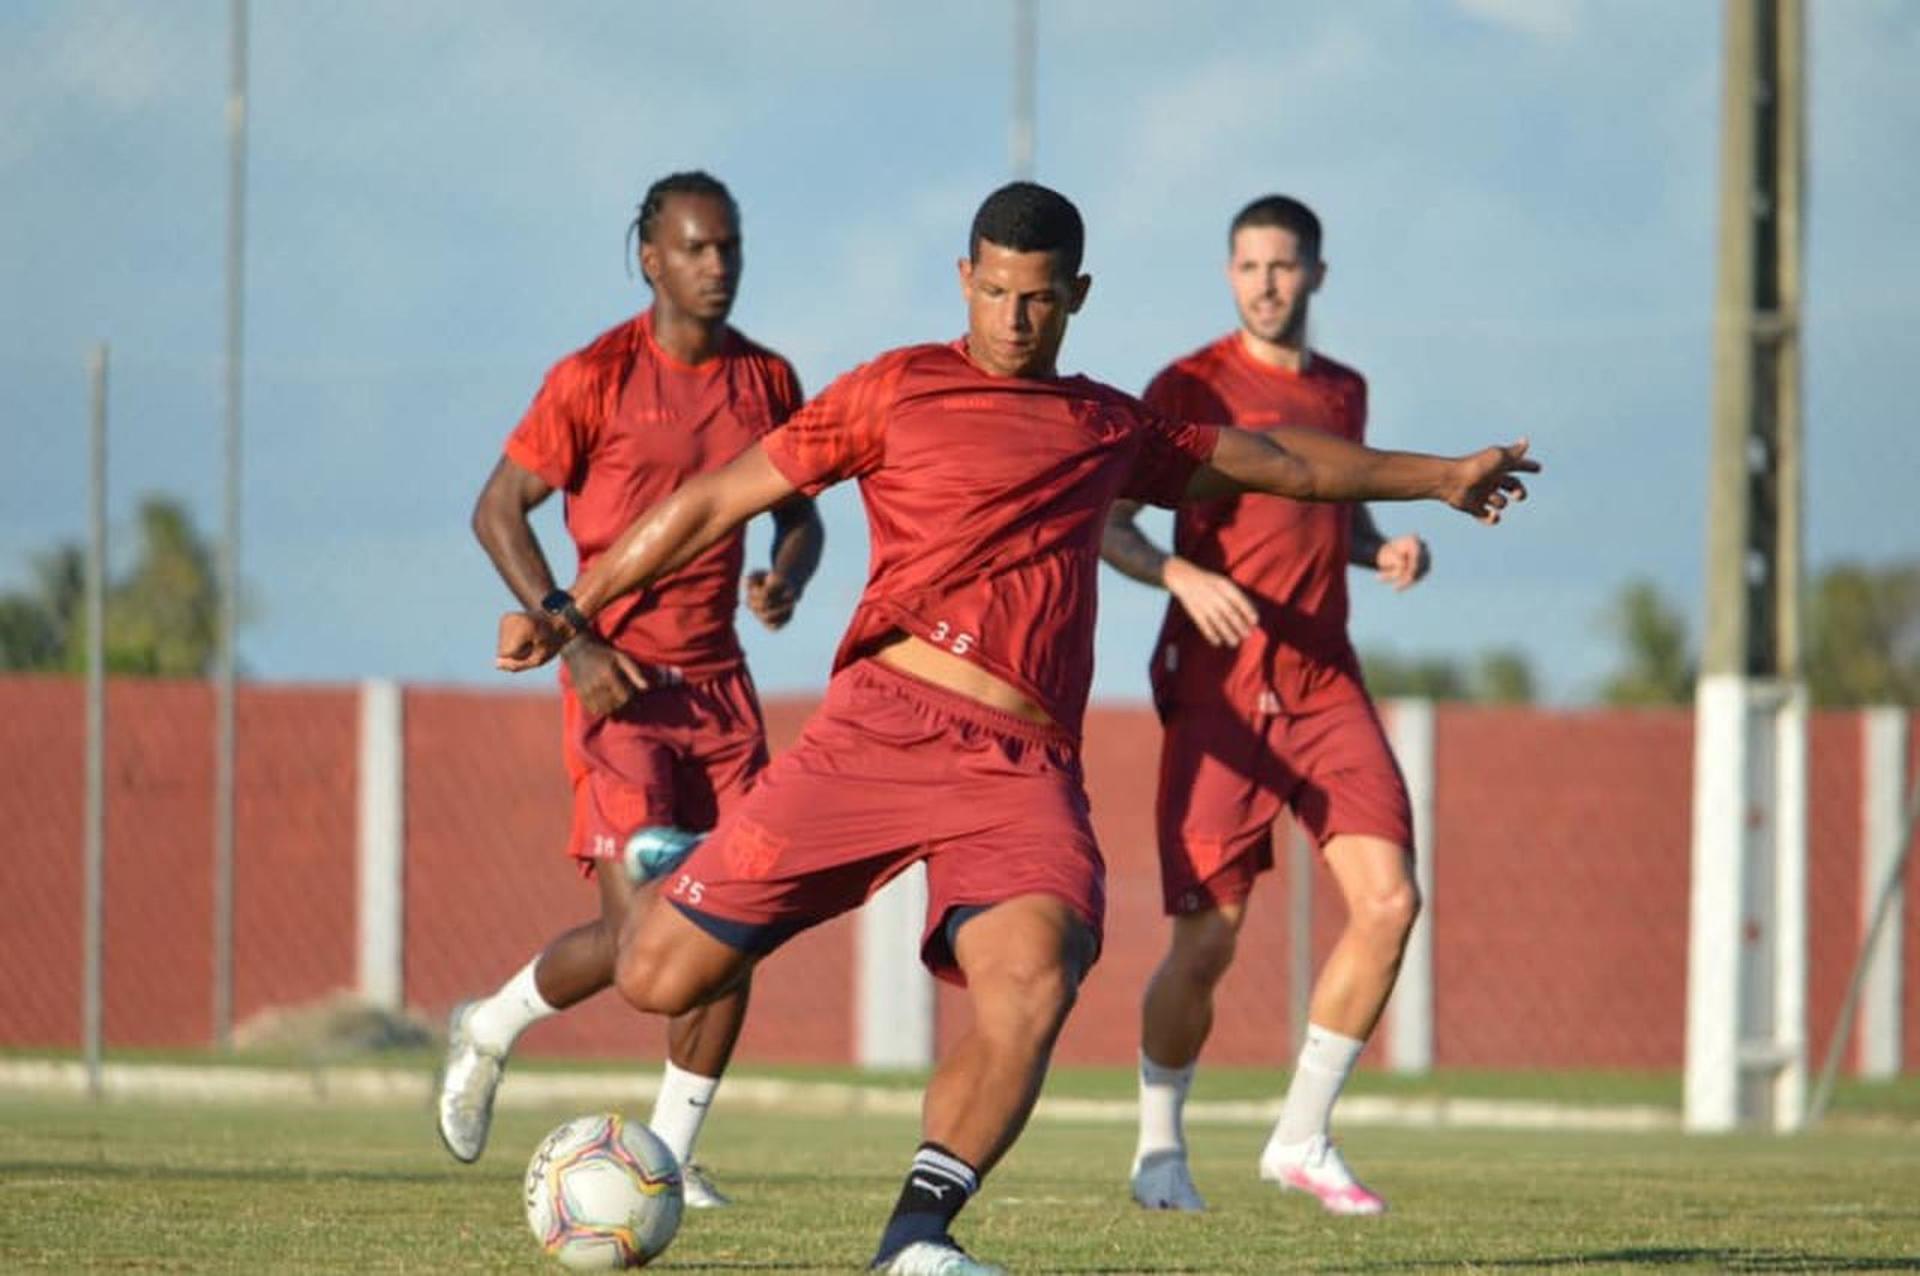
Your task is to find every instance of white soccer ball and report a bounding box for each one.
[622,826,704,884]
[524,1114,684,1270]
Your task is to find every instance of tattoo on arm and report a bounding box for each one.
[1100,501,1172,588]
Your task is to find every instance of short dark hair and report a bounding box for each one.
[627,170,737,261]
[969,182,1085,278]
[1230,194,1322,262]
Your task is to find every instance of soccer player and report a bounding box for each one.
[494,182,1535,1275]
[1104,194,1434,1217]
[435,172,823,1209]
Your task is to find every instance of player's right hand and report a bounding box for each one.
[496,610,569,672]
[1443,438,1539,524]
[1164,556,1259,647]
[557,634,650,718]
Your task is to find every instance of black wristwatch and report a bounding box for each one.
[539,588,591,638]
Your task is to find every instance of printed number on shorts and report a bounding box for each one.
[591,834,619,859]
[671,874,705,906]
[928,620,975,656]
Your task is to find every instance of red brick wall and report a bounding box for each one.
[0,679,356,1048]
[3,676,1913,1075]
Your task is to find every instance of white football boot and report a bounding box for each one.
[680,1161,733,1209]
[878,1240,1008,1276]
[1258,1133,1386,1215]
[1129,1148,1207,1211]
[435,1001,506,1163]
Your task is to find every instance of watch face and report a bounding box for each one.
[540,590,573,615]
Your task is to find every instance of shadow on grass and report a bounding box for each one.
[1341,1248,1920,1272]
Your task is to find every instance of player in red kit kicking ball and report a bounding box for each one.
[436,173,822,1210]
[494,183,1536,1275]
[1105,195,1439,1217]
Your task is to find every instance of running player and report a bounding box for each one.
[493,183,1535,1275]
[436,172,822,1210]
[1104,194,1429,1217]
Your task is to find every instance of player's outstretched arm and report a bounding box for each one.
[496,443,800,671]
[1192,427,1538,523]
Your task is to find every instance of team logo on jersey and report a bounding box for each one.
[723,816,788,881]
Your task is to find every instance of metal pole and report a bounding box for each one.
[1010,0,1035,180]
[1703,0,1803,682]
[84,344,108,1099]
[213,0,248,1049]
[1807,772,1920,1126]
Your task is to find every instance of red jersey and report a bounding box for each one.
[1145,335,1368,716]
[506,310,803,681]
[761,340,1218,738]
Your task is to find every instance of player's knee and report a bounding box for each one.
[1169,913,1239,988]
[1353,879,1420,945]
[613,938,699,1017]
[977,957,1079,1039]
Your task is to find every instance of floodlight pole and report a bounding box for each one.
[213,0,248,1049]
[1685,0,1806,1134]
[84,344,108,1099]
[1010,0,1035,180]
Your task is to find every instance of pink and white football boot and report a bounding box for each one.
[1258,1134,1386,1216]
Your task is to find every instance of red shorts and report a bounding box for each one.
[662,659,1105,984]
[562,665,768,866]
[1156,683,1412,915]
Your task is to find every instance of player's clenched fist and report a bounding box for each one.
[496,610,570,671]
[1443,438,1538,524]
[744,569,800,631]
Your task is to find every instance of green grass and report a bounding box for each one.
[3,1094,1918,1273]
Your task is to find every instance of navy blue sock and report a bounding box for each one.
[871,1142,980,1267]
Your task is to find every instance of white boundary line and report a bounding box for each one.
[0,1060,1677,1133]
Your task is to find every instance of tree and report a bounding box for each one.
[1475,648,1537,704]
[1805,561,1920,706]
[1358,647,1537,703]
[0,497,226,676]
[1600,579,1694,706]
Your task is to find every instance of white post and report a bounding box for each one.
[357,680,406,1010]
[1288,825,1311,1058]
[1860,707,1909,1079]
[857,862,934,1069]
[1686,675,1750,1132]
[1384,698,1436,1073]
[1770,686,1808,1131]
[1686,674,1807,1132]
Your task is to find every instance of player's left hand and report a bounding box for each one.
[744,569,799,630]
[496,610,571,671]
[1443,439,1538,523]
[1374,535,1431,590]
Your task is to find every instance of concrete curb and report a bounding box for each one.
[0,1060,1679,1132]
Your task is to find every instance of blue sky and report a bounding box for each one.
[5,0,1917,703]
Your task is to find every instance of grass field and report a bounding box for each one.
[4,1071,1919,1274]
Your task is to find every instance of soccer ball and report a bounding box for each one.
[621,826,704,884]
[524,1114,683,1270]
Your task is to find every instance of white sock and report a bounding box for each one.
[649,1061,721,1166]
[464,958,557,1055]
[1135,1051,1196,1160]
[1268,1023,1365,1152]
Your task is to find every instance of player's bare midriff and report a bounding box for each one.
[871,632,1055,726]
